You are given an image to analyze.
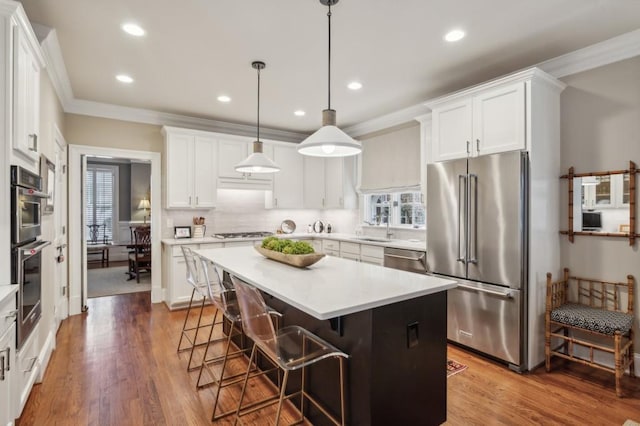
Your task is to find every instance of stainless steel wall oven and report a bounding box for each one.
[10,165,50,349]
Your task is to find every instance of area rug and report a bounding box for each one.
[623,420,640,426]
[88,265,151,298]
[447,359,468,378]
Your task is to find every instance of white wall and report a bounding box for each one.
[559,56,640,351]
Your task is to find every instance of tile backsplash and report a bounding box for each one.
[162,189,359,238]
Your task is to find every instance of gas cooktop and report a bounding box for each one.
[213,231,274,239]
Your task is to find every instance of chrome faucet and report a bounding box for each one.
[385,211,393,240]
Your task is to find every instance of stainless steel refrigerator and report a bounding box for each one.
[427,151,527,370]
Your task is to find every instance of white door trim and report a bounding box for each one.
[68,144,162,315]
[52,123,68,327]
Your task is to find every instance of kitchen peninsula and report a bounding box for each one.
[194,246,457,425]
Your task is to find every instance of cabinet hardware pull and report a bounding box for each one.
[0,355,5,381]
[0,347,9,373]
[5,310,17,320]
[22,356,37,373]
[476,139,480,153]
[196,196,199,205]
[466,140,470,154]
[189,196,192,205]
[274,198,278,207]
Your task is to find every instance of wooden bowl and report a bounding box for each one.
[255,246,326,268]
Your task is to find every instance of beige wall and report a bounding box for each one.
[559,56,640,349]
[64,114,162,152]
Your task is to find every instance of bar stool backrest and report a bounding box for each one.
[230,275,279,361]
[199,257,235,313]
[181,246,201,289]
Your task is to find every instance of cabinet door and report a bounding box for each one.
[13,24,40,161]
[324,158,345,208]
[431,98,472,162]
[0,323,16,425]
[192,136,217,208]
[217,139,247,180]
[165,134,193,208]
[271,145,303,208]
[303,157,325,209]
[472,82,525,156]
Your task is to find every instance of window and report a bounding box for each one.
[85,164,118,242]
[364,191,425,228]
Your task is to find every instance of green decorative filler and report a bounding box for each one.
[257,237,324,268]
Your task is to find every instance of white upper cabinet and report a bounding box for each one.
[266,144,303,209]
[429,81,525,162]
[217,138,273,190]
[163,127,217,209]
[303,156,357,209]
[303,157,325,209]
[2,4,45,167]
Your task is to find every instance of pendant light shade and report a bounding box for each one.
[298,0,361,157]
[234,61,280,174]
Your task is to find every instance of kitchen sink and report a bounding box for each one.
[354,237,392,243]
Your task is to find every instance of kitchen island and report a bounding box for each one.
[194,246,457,426]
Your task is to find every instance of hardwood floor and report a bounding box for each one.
[17,292,640,425]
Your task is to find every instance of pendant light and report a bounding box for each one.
[234,61,280,173]
[297,0,361,157]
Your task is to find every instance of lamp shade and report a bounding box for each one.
[138,198,151,210]
[235,142,281,173]
[297,124,361,157]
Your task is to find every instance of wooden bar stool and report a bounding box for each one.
[231,274,349,426]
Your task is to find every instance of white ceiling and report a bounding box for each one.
[19,0,640,136]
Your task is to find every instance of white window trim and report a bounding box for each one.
[85,163,120,241]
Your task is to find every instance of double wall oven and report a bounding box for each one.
[11,166,50,349]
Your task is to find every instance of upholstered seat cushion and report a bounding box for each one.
[551,303,634,335]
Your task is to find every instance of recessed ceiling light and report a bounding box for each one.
[347,81,362,90]
[294,110,306,117]
[122,23,145,37]
[217,95,231,103]
[444,29,465,42]
[116,74,134,84]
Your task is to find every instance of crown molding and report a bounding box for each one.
[66,99,308,143]
[537,28,640,78]
[29,21,640,142]
[32,24,74,110]
[343,103,430,138]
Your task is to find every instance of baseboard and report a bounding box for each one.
[37,326,56,383]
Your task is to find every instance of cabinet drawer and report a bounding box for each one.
[199,243,224,250]
[360,256,384,266]
[171,244,198,257]
[324,249,340,257]
[360,244,384,259]
[341,252,360,261]
[16,322,40,415]
[0,291,17,337]
[322,240,340,252]
[340,242,360,256]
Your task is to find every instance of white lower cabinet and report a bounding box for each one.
[360,244,384,265]
[0,323,16,426]
[164,242,224,310]
[15,322,40,417]
[322,239,340,256]
[340,242,360,261]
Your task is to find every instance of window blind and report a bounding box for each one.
[358,124,421,194]
[85,165,116,242]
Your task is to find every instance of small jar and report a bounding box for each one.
[307,224,312,233]
[327,223,332,233]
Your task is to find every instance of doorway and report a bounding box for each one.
[68,145,161,315]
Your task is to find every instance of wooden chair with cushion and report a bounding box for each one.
[128,226,151,283]
[87,223,111,267]
[545,268,635,397]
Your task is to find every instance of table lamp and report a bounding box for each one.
[138,198,151,224]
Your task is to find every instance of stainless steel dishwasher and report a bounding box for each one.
[383,247,427,274]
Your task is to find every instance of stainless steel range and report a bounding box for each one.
[213,231,274,239]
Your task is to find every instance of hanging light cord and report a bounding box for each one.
[256,65,261,141]
[327,2,332,110]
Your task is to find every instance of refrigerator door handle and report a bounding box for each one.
[457,174,467,264]
[468,173,478,265]
[457,283,514,299]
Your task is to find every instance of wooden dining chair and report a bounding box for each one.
[128,226,151,282]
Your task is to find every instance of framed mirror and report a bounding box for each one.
[560,161,636,245]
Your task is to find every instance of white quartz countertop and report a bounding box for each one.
[163,232,426,251]
[0,285,18,305]
[194,246,455,320]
